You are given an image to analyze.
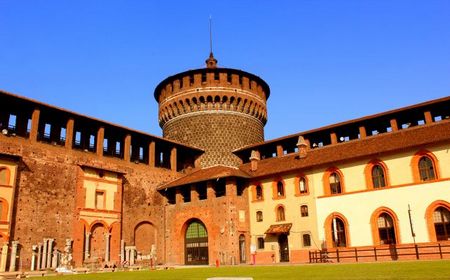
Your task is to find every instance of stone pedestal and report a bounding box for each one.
[0,243,8,272]
[31,245,37,271]
[41,239,48,269]
[9,241,19,271]
[37,243,42,270]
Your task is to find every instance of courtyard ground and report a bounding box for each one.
[44,260,450,280]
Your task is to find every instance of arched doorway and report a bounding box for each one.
[134,222,156,257]
[90,223,107,261]
[239,234,246,263]
[185,220,208,265]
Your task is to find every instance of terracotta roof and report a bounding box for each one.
[234,95,450,153]
[239,120,450,179]
[265,223,292,234]
[158,165,251,190]
[0,89,204,153]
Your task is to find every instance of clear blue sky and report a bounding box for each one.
[1,1,449,140]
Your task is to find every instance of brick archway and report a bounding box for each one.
[134,221,157,256]
[182,219,209,265]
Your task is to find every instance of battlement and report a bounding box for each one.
[154,67,270,127]
[235,96,450,163]
[0,90,203,172]
[153,58,271,168]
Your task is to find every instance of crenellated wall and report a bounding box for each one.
[154,63,270,168]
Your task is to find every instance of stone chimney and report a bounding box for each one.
[296,136,308,159]
[249,150,260,172]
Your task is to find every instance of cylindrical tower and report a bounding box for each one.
[154,54,270,167]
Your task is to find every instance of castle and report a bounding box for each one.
[0,53,449,271]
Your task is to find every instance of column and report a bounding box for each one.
[41,239,48,269]
[190,184,199,202]
[84,233,91,260]
[104,233,111,262]
[207,181,215,201]
[31,245,37,271]
[65,118,74,148]
[36,243,42,270]
[8,240,18,272]
[125,247,130,263]
[276,145,283,157]
[129,247,136,265]
[330,132,337,144]
[29,108,40,142]
[170,147,177,171]
[0,243,8,272]
[424,111,433,124]
[359,126,367,139]
[96,127,105,156]
[52,248,58,269]
[47,239,54,269]
[148,141,155,167]
[175,188,183,204]
[123,134,131,161]
[390,119,398,131]
[120,240,125,263]
[226,178,237,196]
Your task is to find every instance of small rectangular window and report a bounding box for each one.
[303,233,311,247]
[95,191,105,209]
[257,237,265,249]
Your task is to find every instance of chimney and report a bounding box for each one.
[296,136,308,159]
[249,150,260,172]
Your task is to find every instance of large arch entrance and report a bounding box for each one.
[185,220,208,265]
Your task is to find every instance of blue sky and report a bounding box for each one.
[1,1,449,140]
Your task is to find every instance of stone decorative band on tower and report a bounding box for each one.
[154,54,270,167]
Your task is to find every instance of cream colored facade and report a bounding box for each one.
[249,143,450,262]
[80,168,121,227]
[0,159,18,242]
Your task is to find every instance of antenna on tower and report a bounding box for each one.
[205,15,218,68]
[209,15,213,55]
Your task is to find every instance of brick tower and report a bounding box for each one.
[154,53,270,167]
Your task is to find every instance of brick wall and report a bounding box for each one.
[163,113,264,167]
[0,135,181,268]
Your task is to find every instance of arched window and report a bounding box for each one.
[329,172,342,194]
[276,206,286,221]
[419,156,436,181]
[300,205,308,217]
[372,165,386,188]
[255,185,263,200]
[277,181,285,197]
[0,200,3,220]
[331,217,347,247]
[185,220,208,265]
[433,207,450,241]
[256,211,263,222]
[299,177,308,194]
[377,213,396,245]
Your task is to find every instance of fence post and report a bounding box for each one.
[355,247,358,262]
[374,247,377,261]
[415,244,419,260]
[336,248,340,263]
[439,244,443,259]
